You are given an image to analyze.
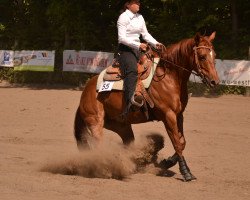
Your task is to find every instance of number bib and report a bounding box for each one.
[99,81,115,92]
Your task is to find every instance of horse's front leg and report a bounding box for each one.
[163,111,196,181]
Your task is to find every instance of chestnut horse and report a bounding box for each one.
[74,32,219,181]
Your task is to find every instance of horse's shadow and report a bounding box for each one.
[156,167,176,178]
[154,164,194,182]
[154,164,187,182]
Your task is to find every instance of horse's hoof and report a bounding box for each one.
[159,157,178,169]
[159,153,179,169]
[182,172,197,182]
[161,158,176,169]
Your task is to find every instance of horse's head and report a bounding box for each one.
[193,32,220,87]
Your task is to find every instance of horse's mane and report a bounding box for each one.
[162,37,195,66]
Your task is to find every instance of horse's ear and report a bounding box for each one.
[194,32,201,45]
[208,31,216,42]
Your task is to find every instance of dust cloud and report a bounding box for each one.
[41,133,164,180]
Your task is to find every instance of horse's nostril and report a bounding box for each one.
[210,80,217,86]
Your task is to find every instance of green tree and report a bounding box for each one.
[0,0,249,58]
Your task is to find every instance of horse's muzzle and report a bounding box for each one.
[203,76,220,88]
[210,79,219,87]
[208,78,220,88]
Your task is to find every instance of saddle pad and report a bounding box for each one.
[96,58,160,91]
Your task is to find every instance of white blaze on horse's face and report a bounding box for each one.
[209,50,213,59]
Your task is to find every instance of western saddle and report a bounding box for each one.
[102,46,159,118]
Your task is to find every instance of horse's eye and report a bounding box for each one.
[199,55,206,61]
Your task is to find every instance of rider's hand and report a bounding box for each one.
[139,43,147,52]
[156,43,163,49]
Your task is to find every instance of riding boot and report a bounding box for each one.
[121,73,144,117]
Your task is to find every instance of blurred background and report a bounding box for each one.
[0,0,249,94]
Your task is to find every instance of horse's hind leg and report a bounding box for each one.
[74,105,104,150]
[104,119,135,145]
[74,76,106,150]
[74,107,89,149]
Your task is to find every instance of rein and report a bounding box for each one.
[148,44,213,84]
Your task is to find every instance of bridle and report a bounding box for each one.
[193,45,215,86]
[147,44,215,86]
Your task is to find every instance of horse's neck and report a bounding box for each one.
[152,38,196,101]
[165,38,195,68]
[163,38,195,83]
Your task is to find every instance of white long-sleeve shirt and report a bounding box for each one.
[117,9,158,50]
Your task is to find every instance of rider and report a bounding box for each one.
[117,0,162,112]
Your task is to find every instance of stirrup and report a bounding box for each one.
[131,95,144,107]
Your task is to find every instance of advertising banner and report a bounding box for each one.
[13,50,55,71]
[216,59,250,86]
[63,50,114,73]
[0,50,15,67]
[190,59,250,87]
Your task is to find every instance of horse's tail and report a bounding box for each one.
[74,106,89,150]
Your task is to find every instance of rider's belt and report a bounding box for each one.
[118,44,140,60]
[118,43,132,52]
